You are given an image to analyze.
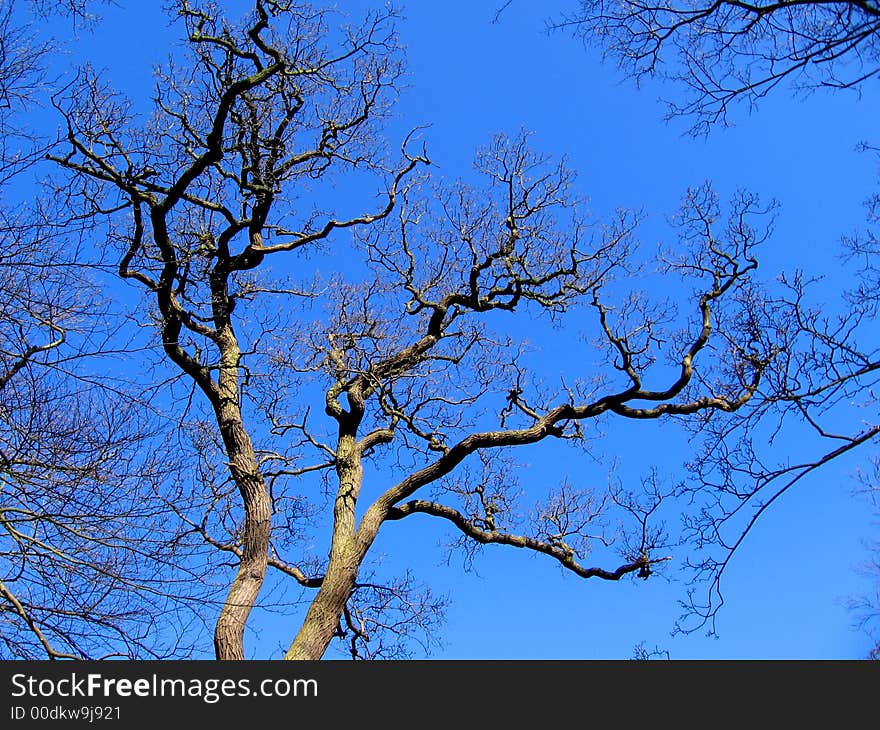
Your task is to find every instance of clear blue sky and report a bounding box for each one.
[31,0,880,658]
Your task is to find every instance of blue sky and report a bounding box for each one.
[29,0,880,658]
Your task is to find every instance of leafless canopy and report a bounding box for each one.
[43,0,878,659]
[547,0,880,654]
[553,0,880,132]
[0,0,209,659]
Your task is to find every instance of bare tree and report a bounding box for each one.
[544,0,880,653]
[552,0,880,132]
[0,199,201,659]
[51,0,419,660]
[48,0,828,660]
[0,0,208,659]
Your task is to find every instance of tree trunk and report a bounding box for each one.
[284,432,367,660]
[213,333,272,661]
[283,554,361,660]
